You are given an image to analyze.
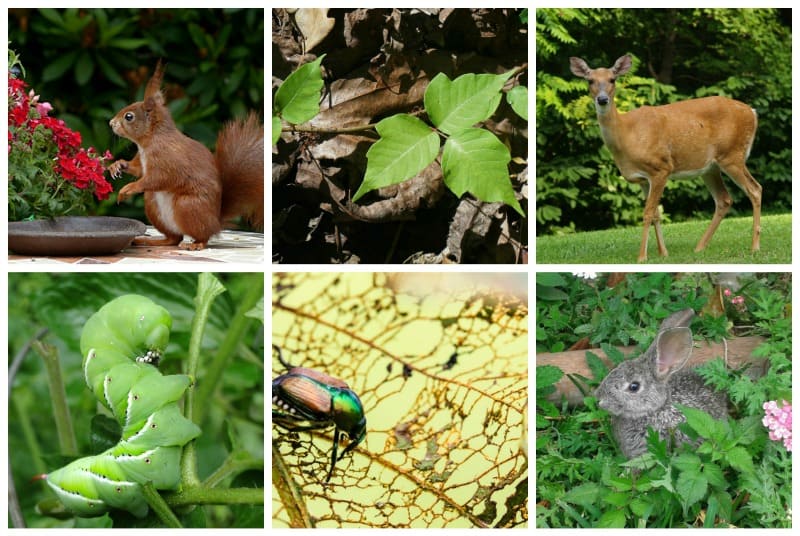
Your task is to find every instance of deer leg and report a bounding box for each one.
[720,161,762,252]
[695,167,732,252]
[639,177,668,261]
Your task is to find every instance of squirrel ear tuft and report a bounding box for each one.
[144,60,166,99]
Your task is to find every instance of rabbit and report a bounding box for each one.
[594,309,728,458]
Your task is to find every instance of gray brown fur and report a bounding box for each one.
[595,309,728,458]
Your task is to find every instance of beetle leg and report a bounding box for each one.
[273,411,333,432]
[326,428,341,482]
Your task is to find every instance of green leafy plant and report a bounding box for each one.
[273,57,527,216]
[536,272,792,528]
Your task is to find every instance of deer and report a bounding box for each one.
[569,54,762,262]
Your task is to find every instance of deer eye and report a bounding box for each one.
[627,382,640,393]
[124,112,135,122]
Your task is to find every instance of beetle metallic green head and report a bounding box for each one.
[272,365,367,482]
[331,388,366,457]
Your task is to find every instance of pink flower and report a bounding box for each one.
[763,400,792,451]
[723,288,732,297]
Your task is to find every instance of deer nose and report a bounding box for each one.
[597,94,609,106]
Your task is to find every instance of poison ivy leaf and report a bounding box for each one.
[353,114,439,202]
[273,54,326,125]
[506,85,528,120]
[441,128,524,216]
[424,70,514,134]
[272,273,528,528]
[272,115,281,145]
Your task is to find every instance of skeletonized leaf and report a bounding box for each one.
[353,114,439,202]
[274,54,326,125]
[424,70,514,135]
[272,273,528,528]
[441,128,524,216]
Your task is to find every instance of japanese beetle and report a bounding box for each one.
[272,346,366,482]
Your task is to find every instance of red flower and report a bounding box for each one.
[9,68,115,212]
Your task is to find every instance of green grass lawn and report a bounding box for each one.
[536,214,791,264]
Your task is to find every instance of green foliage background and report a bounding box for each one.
[536,8,791,235]
[8,8,264,218]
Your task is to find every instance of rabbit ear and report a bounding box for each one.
[660,309,695,329]
[653,327,693,380]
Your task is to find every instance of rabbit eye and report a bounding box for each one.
[627,382,640,393]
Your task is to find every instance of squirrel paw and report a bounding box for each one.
[179,241,207,251]
[108,160,128,179]
[117,183,137,203]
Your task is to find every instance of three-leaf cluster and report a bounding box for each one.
[273,56,527,216]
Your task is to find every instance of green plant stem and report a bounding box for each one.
[142,482,182,528]
[33,340,78,456]
[182,273,226,486]
[194,276,263,423]
[202,450,264,489]
[12,397,47,476]
[272,444,313,528]
[166,486,264,507]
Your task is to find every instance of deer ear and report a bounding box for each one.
[569,57,591,78]
[654,327,693,380]
[612,55,632,76]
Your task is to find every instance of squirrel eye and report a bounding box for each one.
[627,382,640,393]
[124,112,135,122]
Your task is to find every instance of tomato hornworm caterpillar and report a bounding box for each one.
[45,294,201,518]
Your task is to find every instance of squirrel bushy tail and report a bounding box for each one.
[215,112,264,230]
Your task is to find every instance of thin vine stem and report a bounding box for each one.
[182,273,226,486]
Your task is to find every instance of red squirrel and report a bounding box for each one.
[108,61,263,250]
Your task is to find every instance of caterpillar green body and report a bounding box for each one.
[46,295,201,518]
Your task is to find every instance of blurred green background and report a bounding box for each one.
[8,7,265,218]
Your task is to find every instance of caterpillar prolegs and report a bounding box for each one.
[46,295,201,518]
